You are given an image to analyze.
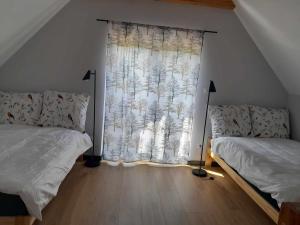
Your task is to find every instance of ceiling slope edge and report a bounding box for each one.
[233,0,300,95]
[0,0,70,67]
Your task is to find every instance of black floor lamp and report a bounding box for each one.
[83,70,101,167]
[192,80,216,177]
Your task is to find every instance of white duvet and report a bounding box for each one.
[212,137,300,208]
[0,124,92,220]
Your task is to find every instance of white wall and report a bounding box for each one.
[0,0,287,159]
[0,0,70,66]
[288,95,300,141]
[234,0,300,95]
[233,0,300,146]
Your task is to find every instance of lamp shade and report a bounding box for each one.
[209,80,216,93]
[82,70,92,80]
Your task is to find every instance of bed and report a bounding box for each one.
[206,137,300,224]
[0,124,92,225]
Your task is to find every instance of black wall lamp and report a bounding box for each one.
[83,70,101,167]
[192,80,216,177]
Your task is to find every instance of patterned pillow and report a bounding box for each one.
[209,105,252,139]
[249,105,290,138]
[39,90,90,132]
[0,91,43,126]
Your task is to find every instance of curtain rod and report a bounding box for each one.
[96,19,218,34]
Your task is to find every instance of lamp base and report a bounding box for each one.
[192,168,207,177]
[84,156,101,168]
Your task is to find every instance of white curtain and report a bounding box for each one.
[103,22,203,164]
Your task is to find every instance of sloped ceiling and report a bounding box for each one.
[1,0,299,96]
[159,0,235,9]
[234,0,300,95]
[0,0,70,67]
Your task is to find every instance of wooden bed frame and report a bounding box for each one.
[0,216,36,225]
[206,138,300,225]
[205,138,276,224]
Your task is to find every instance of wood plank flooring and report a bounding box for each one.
[34,163,275,225]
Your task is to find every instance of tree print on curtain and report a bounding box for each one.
[104,22,203,164]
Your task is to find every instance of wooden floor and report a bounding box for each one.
[34,163,275,225]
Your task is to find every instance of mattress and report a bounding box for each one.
[0,124,92,220]
[212,137,300,208]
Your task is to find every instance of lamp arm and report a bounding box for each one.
[199,91,211,169]
[92,71,96,156]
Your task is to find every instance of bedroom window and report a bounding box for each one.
[103,22,203,164]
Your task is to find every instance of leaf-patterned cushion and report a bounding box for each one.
[39,90,90,132]
[209,105,252,139]
[249,105,290,138]
[0,91,43,126]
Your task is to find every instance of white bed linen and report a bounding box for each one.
[212,137,300,207]
[0,124,92,220]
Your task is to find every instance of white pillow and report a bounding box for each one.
[209,105,252,139]
[249,105,290,138]
[39,90,90,132]
[0,91,43,126]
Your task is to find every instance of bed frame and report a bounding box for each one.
[0,216,36,225]
[205,138,285,225]
[206,139,300,225]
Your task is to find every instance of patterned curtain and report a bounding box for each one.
[104,22,203,164]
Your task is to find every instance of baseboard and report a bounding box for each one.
[81,158,217,166]
[188,160,205,166]
[188,160,219,167]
